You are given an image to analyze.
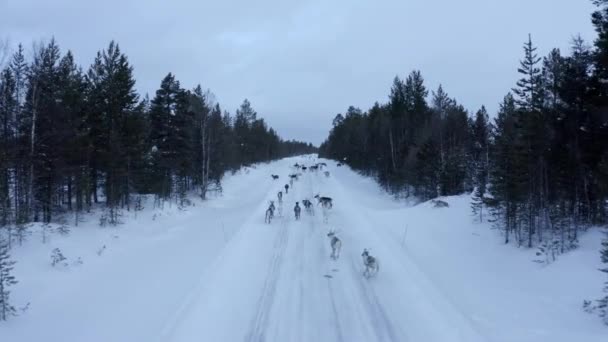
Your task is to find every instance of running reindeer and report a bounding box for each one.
[314,194,333,209]
[327,230,342,260]
[361,248,379,278]
[294,201,301,220]
[302,199,313,215]
[265,201,276,224]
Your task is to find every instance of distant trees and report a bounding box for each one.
[320,30,608,254]
[320,1,608,325]
[320,71,472,201]
[0,39,316,234]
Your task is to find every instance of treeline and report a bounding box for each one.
[0,39,315,228]
[320,6,608,249]
[320,1,608,322]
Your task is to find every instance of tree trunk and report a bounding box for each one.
[389,129,397,173]
[67,175,72,211]
[27,83,38,222]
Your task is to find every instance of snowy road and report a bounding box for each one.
[160,157,486,342]
[5,156,606,342]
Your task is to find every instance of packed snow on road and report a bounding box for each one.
[1,156,605,342]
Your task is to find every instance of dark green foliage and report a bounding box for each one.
[0,39,316,230]
[319,8,608,319]
[320,73,470,199]
[321,17,608,311]
[471,107,490,222]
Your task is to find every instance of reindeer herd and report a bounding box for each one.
[265,160,379,279]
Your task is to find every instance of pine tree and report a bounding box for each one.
[168,86,195,206]
[234,99,257,165]
[543,48,565,110]
[25,39,62,223]
[0,68,16,228]
[0,38,314,230]
[9,44,28,225]
[440,102,470,196]
[513,34,544,112]
[415,139,441,200]
[512,34,550,247]
[149,73,181,201]
[56,51,87,215]
[431,84,453,172]
[592,0,608,97]
[489,94,525,244]
[0,239,17,320]
[471,106,490,222]
[404,70,429,150]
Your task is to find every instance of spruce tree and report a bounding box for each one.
[489,94,524,244]
[513,34,544,112]
[9,45,28,225]
[234,99,257,165]
[513,34,549,247]
[149,73,182,201]
[25,39,62,223]
[0,68,16,228]
[471,106,490,222]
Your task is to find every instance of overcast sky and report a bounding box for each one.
[1,0,598,145]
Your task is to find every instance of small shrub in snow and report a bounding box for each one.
[99,215,107,227]
[0,239,18,320]
[15,224,28,246]
[107,207,123,226]
[534,239,561,265]
[584,233,608,325]
[178,197,192,210]
[73,257,83,266]
[134,196,144,213]
[97,245,106,256]
[599,234,608,324]
[432,199,449,208]
[51,248,68,267]
[42,223,50,244]
[56,223,70,236]
[99,208,123,226]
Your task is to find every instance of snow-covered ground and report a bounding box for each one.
[1,156,606,341]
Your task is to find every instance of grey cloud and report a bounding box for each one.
[1,0,597,144]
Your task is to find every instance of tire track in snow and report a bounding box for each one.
[308,171,347,342]
[348,257,401,342]
[327,166,488,342]
[343,193,489,341]
[325,277,347,342]
[244,205,290,342]
[158,165,291,342]
[317,168,404,342]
